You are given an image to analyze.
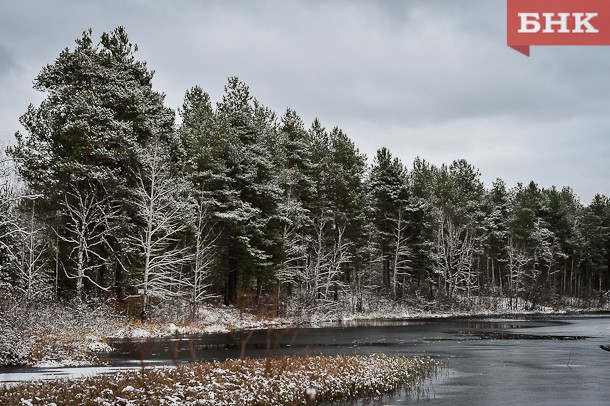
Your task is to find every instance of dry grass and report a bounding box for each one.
[0,299,122,367]
[0,354,441,405]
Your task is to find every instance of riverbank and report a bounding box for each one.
[1,295,608,368]
[0,354,441,405]
[110,294,610,336]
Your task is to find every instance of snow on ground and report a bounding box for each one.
[109,304,304,338]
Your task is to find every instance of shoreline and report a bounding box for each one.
[2,299,609,369]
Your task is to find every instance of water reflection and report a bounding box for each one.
[104,316,577,364]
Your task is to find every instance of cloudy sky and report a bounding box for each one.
[1,0,609,203]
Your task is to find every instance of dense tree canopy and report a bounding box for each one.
[2,27,609,317]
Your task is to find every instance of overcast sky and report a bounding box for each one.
[1,0,609,203]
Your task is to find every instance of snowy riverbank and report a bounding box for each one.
[1,295,608,368]
[108,294,610,338]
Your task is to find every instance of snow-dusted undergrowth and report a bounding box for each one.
[0,299,121,367]
[1,354,440,405]
[0,313,29,366]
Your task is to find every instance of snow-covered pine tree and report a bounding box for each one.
[540,186,581,298]
[368,147,411,298]
[302,120,367,309]
[580,194,610,298]
[433,160,485,299]
[302,119,335,306]
[327,127,368,286]
[213,78,283,306]
[405,158,438,291]
[553,187,585,297]
[507,181,544,302]
[274,109,314,309]
[178,85,229,308]
[8,27,175,301]
[481,179,510,294]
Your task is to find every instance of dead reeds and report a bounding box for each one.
[1,354,440,405]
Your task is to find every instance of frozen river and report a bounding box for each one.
[2,315,609,405]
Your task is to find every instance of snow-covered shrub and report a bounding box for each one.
[0,306,30,366]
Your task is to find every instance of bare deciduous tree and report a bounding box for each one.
[391,205,411,299]
[131,140,193,320]
[57,181,119,302]
[276,197,309,313]
[304,217,351,311]
[0,155,20,287]
[436,210,476,299]
[506,237,531,309]
[1,155,51,300]
[184,198,219,317]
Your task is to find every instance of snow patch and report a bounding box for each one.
[121,385,135,393]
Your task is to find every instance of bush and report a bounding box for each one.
[0,300,30,366]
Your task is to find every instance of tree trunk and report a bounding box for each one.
[141,293,148,321]
[225,246,239,305]
[115,256,124,301]
[255,277,262,308]
[382,249,390,291]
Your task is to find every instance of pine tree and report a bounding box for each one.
[506,181,550,304]
[430,160,485,298]
[481,179,510,294]
[538,186,581,298]
[580,194,610,298]
[555,187,585,296]
[178,86,225,310]
[368,147,410,298]
[275,109,314,306]
[8,27,176,300]
[405,157,437,289]
[212,77,282,305]
[302,120,367,308]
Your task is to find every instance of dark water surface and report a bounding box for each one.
[406,316,610,406]
[2,315,609,405]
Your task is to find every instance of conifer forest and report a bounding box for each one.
[2,27,609,320]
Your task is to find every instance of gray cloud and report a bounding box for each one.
[0,45,16,74]
[0,0,608,202]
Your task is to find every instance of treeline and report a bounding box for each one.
[1,28,609,318]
